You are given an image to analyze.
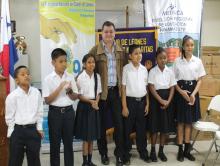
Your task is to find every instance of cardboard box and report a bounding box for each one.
[199,76,220,96]
[202,46,220,54]
[201,54,220,75]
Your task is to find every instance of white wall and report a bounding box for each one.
[6,0,220,83]
[201,0,220,46]
[10,0,41,83]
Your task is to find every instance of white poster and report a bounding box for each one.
[145,0,204,65]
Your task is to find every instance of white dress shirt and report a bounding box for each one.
[5,86,43,137]
[42,71,78,107]
[173,56,206,81]
[148,65,176,90]
[122,62,148,98]
[77,70,102,99]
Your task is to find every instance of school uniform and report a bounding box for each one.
[5,86,43,166]
[122,62,148,156]
[74,70,102,141]
[148,65,176,133]
[173,56,206,123]
[42,71,78,166]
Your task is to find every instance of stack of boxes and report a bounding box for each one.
[200,46,220,96]
[193,46,220,140]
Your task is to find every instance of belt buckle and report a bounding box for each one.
[136,98,141,102]
[186,81,193,86]
[61,108,65,113]
[22,125,27,128]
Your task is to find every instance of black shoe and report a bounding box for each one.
[116,157,123,166]
[150,151,158,162]
[184,152,195,161]
[88,162,97,166]
[123,158,130,165]
[184,143,195,161]
[140,152,151,163]
[158,151,167,162]
[177,145,184,162]
[82,162,89,166]
[101,154,109,165]
[123,153,131,165]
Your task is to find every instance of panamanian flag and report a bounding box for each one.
[0,0,18,94]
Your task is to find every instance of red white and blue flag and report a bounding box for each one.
[0,0,18,94]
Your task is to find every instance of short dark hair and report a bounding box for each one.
[102,21,115,31]
[155,47,166,58]
[51,48,67,60]
[82,53,95,64]
[128,44,140,54]
[14,65,28,78]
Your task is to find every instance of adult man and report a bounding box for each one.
[89,21,128,166]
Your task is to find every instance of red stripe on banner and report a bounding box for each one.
[0,44,10,93]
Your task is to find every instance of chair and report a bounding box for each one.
[208,131,220,166]
[191,95,220,166]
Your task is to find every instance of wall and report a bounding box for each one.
[201,0,220,46]
[4,0,220,83]
[10,0,41,83]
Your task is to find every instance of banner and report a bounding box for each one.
[145,0,203,65]
[96,27,157,129]
[39,0,96,152]
[96,27,158,70]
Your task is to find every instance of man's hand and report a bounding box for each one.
[37,130,44,139]
[144,105,149,116]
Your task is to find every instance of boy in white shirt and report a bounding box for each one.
[5,65,43,166]
[122,44,149,164]
[42,48,78,166]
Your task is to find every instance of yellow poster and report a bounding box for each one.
[40,0,95,79]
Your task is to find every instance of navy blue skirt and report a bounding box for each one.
[175,80,201,124]
[147,89,176,133]
[74,101,101,141]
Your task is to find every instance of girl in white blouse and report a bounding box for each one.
[74,54,102,166]
[173,35,206,162]
[148,47,176,162]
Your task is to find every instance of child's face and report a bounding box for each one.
[129,47,142,65]
[102,25,115,43]
[156,51,167,68]
[84,57,95,73]
[15,68,31,86]
[52,55,67,73]
[183,39,194,55]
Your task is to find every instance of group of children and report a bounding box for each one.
[5,35,206,166]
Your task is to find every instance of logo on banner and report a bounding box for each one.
[162,3,183,16]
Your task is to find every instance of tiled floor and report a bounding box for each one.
[23,140,220,166]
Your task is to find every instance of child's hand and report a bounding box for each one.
[122,106,129,118]
[64,81,72,89]
[181,90,190,102]
[59,81,68,90]
[144,105,149,116]
[189,94,195,105]
[90,100,99,110]
[37,130,44,139]
[159,99,168,108]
